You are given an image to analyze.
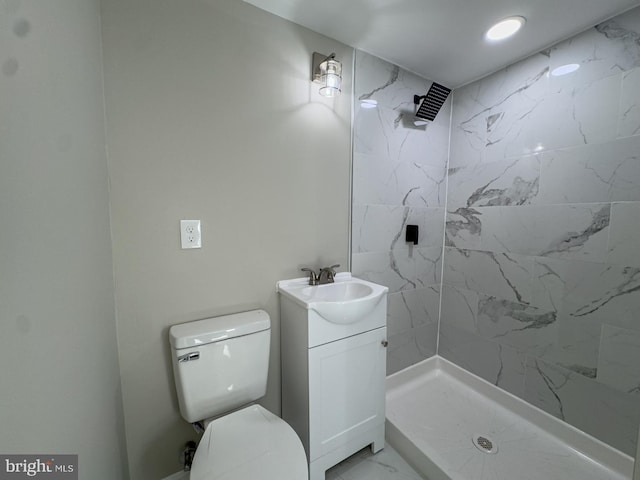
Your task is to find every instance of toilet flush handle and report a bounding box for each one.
[178,352,200,363]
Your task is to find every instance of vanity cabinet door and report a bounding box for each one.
[307,326,387,461]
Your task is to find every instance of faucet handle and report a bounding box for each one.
[301,267,318,286]
[323,264,340,273]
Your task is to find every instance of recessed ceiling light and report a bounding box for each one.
[485,16,526,41]
[550,63,580,77]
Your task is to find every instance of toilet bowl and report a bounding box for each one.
[189,405,307,480]
[169,310,308,480]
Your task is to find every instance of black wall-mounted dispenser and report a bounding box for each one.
[406,225,419,245]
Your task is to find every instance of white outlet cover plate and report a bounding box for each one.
[180,220,202,249]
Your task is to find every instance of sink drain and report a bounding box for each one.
[472,434,498,454]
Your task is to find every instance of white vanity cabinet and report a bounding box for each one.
[307,326,387,460]
[278,275,388,480]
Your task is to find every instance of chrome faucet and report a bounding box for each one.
[318,264,340,284]
[301,264,340,285]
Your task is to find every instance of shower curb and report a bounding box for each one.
[386,355,634,480]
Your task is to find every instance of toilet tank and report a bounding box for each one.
[169,310,271,423]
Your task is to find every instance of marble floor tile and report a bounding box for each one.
[325,443,425,480]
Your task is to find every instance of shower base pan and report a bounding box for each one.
[386,356,634,480]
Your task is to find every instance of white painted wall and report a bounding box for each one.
[100,0,352,477]
[0,0,127,477]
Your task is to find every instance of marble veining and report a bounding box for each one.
[479,297,556,335]
[529,359,568,420]
[355,50,431,112]
[595,18,640,70]
[459,66,548,130]
[447,203,614,263]
[597,325,640,395]
[467,172,538,207]
[443,248,534,305]
[538,204,610,257]
[357,64,399,103]
[440,285,479,333]
[540,314,602,379]
[354,103,449,170]
[543,74,620,150]
[532,256,640,332]
[462,67,549,163]
[476,204,611,262]
[445,207,482,248]
[441,7,640,457]
[531,259,564,312]
[389,207,417,290]
[353,6,640,460]
[439,324,527,397]
[447,155,540,209]
[548,10,640,95]
[352,50,449,375]
[608,202,640,268]
[476,296,557,357]
[388,287,440,333]
[538,136,640,204]
[572,267,640,318]
[620,68,640,137]
[353,152,447,207]
[523,357,640,455]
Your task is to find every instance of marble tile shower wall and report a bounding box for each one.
[351,51,451,375]
[440,7,640,456]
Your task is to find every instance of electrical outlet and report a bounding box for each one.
[180,220,201,249]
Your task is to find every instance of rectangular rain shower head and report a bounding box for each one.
[414,82,451,122]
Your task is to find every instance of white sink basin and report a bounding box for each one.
[277,273,388,325]
[300,282,373,302]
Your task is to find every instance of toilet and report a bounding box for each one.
[169,309,308,480]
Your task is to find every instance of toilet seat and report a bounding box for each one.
[189,405,308,480]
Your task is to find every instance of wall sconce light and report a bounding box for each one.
[312,52,342,97]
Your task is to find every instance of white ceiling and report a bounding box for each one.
[244,0,640,88]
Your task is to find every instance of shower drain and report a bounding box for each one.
[472,434,498,454]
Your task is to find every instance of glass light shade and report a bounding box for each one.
[319,58,342,97]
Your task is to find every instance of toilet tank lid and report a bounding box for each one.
[169,309,270,350]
